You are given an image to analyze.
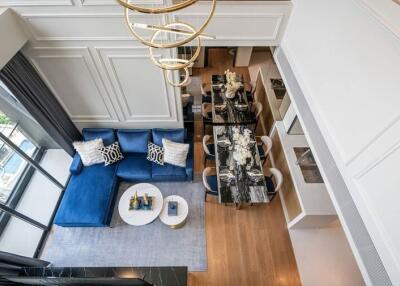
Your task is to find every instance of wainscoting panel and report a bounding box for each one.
[79,0,164,5]
[96,47,178,124]
[5,1,291,129]
[22,13,167,41]
[26,47,120,124]
[0,0,73,6]
[174,13,283,45]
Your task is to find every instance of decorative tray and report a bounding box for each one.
[129,196,153,211]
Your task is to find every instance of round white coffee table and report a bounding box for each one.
[118,183,163,226]
[159,195,189,229]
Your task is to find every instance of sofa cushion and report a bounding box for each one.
[152,128,185,147]
[54,164,118,227]
[73,139,104,166]
[117,129,150,154]
[83,128,115,146]
[116,153,152,181]
[151,162,187,181]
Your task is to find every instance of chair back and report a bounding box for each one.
[253,101,263,119]
[202,167,215,193]
[261,136,273,156]
[202,135,213,156]
[201,103,211,118]
[270,168,283,192]
[201,83,211,95]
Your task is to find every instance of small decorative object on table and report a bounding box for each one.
[129,192,153,211]
[130,191,140,210]
[168,201,178,216]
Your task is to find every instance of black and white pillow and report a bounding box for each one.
[147,142,164,165]
[98,142,124,166]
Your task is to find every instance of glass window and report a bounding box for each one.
[0,111,37,204]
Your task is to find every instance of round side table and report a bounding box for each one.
[118,183,163,226]
[159,195,189,229]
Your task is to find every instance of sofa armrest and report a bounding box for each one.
[70,153,83,175]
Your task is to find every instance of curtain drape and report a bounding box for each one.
[0,251,49,276]
[0,52,81,156]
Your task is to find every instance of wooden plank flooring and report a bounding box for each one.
[187,49,301,286]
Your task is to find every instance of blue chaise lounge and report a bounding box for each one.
[54,128,193,227]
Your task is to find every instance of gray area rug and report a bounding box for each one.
[41,182,207,271]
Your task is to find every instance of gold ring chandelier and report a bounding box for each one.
[116,0,216,87]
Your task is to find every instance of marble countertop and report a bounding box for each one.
[6,266,187,286]
[275,122,336,216]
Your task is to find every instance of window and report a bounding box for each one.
[0,111,38,204]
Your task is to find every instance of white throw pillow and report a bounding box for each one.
[162,138,189,168]
[73,138,104,166]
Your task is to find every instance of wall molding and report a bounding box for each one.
[0,0,73,6]
[22,13,168,42]
[173,12,284,41]
[79,0,163,5]
[27,47,120,123]
[95,46,177,123]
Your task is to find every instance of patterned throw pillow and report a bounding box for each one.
[162,138,189,168]
[98,142,124,166]
[147,142,164,165]
[73,138,104,166]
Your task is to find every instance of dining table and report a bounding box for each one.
[210,74,256,126]
[213,125,270,207]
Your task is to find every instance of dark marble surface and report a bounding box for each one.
[211,74,256,125]
[213,126,269,204]
[5,266,187,286]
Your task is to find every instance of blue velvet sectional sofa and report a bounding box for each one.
[54,128,193,227]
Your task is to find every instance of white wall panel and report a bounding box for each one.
[3,1,291,130]
[80,0,163,5]
[281,0,400,284]
[97,47,178,124]
[0,0,73,6]
[174,2,291,46]
[23,14,166,41]
[27,47,120,123]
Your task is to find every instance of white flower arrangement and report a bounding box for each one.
[224,69,242,98]
[232,127,253,166]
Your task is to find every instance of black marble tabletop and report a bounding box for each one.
[213,125,269,204]
[211,74,256,125]
[5,266,187,286]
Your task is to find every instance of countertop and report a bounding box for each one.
[275,122,336,216]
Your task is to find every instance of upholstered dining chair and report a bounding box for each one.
[202,167,219,201]
[252,101,263,131]
[202,102,213,135]
[264,168,283,202]
[257,135,273,165]
[244,82,255,103]
[202,135,215,167]
[201,83,212,103]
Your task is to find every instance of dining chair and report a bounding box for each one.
[244,82,255,103]
[257,135,273,166]
[202,135,215,167]
[201,83,212,103]
[202,102,213,135]
[264,168,283,202]
[202,167,219,201]
[252,101,263,131]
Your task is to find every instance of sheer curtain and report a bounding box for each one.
[0,52,81,156]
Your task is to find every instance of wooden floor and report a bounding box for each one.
[187,49,301,286]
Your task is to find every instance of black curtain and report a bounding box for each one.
[0,52,82,156]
